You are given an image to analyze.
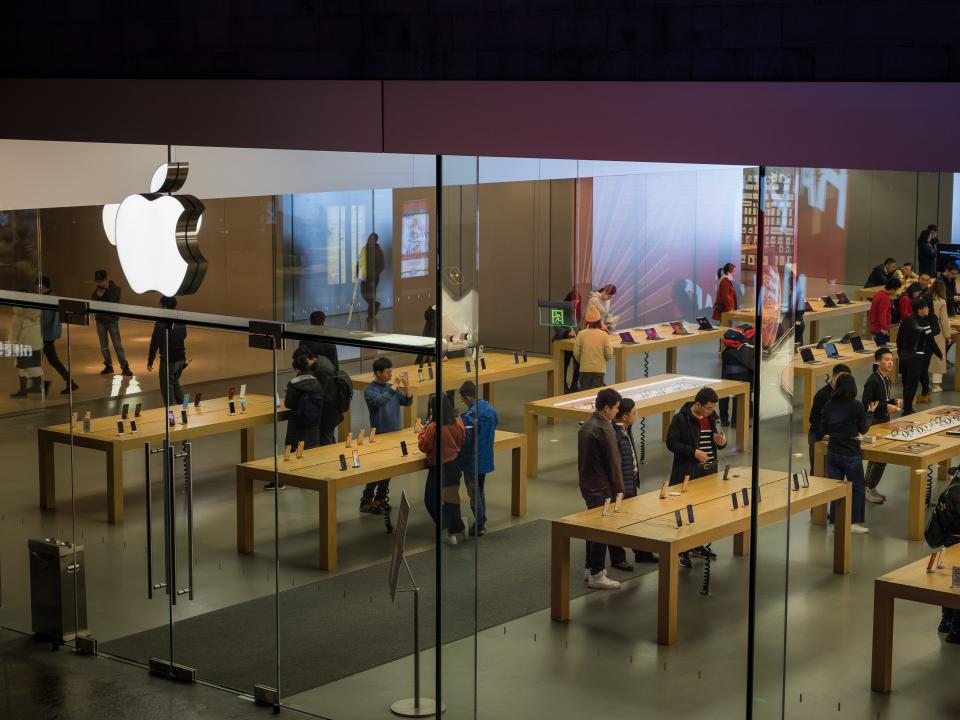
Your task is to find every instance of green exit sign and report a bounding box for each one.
[550,308,566,326]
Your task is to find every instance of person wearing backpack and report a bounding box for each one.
[925,481,960,643]
[274,353,325,490]
[361,356,412,514]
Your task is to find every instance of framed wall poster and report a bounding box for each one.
[400,199,429,279]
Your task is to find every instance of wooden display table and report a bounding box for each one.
[347,351,554,429]
[523,374,749,477]
[236,428,526,570]
[871,544,960,692]
[551,467,851,645]
[813,405,960,540]
[794,340,898,432]
[855,285,906,302]
[38,394,285,524]
[723,298,869,345]
[550,322,727,394]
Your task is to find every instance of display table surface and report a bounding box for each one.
[235,427,526,570]
[550,322,728,393]
[38,394,285,524]
[523,374,749,477]
[551,467,851,645]
[871,543,960,692]
[723,298,869,344]
[854,285,906,302]
[346,351,554,429]
[813,405,960,540]
[793,340,898,432]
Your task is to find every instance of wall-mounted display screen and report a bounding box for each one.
[400,199,429,279]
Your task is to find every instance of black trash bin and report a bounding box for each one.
[28,538,87,642]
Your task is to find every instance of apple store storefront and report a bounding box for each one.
[3,139,960,719]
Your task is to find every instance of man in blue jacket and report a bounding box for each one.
[362,357,412,513]
[458,381,498,536]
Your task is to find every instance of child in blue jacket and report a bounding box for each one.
[457,380,498,536]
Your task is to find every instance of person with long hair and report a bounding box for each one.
[927,279,951,392]
[712,262,738,322]
[584,283,618,330]
[419,393,467,544]
[820,372,870,534]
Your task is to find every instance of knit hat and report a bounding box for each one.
[584,305,602,324]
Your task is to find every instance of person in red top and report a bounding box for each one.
[868,278,902,345]
[712,263,738,321]
[897,282,923,321]
[418,393,468,544]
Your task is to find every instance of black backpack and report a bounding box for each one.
[925,479,960,548]
[330,369,353,414]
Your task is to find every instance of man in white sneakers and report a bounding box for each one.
[577,388,624,590]
[862,347,901,504]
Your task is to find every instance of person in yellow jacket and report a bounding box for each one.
[573,305,613,390]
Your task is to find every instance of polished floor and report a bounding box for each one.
[1,304,958,719]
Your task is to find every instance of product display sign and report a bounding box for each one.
[388,492,412,601]
[400,199,429,279]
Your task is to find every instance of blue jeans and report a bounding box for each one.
[463,472,486,531]
[826,451,866,524]
[96,319,127,367]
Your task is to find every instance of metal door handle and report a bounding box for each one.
[166,443,177,606]
[178,441,194,601]
[145,442,154,599]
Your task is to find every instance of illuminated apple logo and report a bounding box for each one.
[102,163,206,296]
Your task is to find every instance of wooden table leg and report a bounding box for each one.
[801,372,816,433]
[550,525,570,622]
[871,582,895,692]
[665,347,678,374]
[854,313,863,335]
[546,370,556,425]
[511,444,526,517]
[735,389,748,450]
[38,431,56,511]
[552,343,565,396]
[661,411,672,441]
[811,442,828,525]
[834,492,852,574]
[524,407,539,477]
[733,530,750,556]
[809,319,820,344]
[106,445,123,524]
[908,468,925,540]
[236,467,254,553]
[337,408,352,442]
[482,382,496,407]
[318,481,338,571]
[657,549,679,645]
[240,427,255,463]
[938,462,949,482]
[615,350,627,384]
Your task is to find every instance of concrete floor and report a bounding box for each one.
[1,305,958,719]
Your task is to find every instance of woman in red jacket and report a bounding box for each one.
[712,263,738,321]
[419,393,467,544]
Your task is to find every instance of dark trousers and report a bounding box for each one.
[360,279,380,316]
[158,357,185,406]
[943,539,960,635]
[424,460,465,535]
[582,493,609,574]
[578,372,605,390]
[363,479,390,501]
[920,354,932,395]
[826,451,866,524]
[463,472,486,530]
[42,340,69,382]
[902,360,923,415]
[562,351,580,393]
[865,461,886,489]
[808,431,818,473]
[719,367,752,425]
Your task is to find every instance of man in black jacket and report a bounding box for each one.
[897,297,942,414]
[666,387,726,567]
[609,399,658,570]
[92,269,132,376]
[939,262,960,316]
[147,296,187,406]
[808,363,852,473]
[297,310,339,370]
[862,348,901,504]
[864,258,897,288]
[918,224,939,277]
[577,387,623,590]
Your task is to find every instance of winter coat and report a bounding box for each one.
[40,306,61,342]
[613,423,641,497]
[296,338,340,371]
[91,280,121,322]
[929,296,951,375]
[868,291,893,334]
[584,291,616,329]
[577,411,624,498]
[283,373,324,449]
[712,274,738,320]
[666,401,723,486]
[862,369,895,428]
[864,264,892,288]
[9,306,42,350]
[418,418,466,466]
[573,327,613,374]
[459,398,498,475]
[918,230,938,276]
[897,314,941,367]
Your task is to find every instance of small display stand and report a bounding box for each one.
[389,492,444,718]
